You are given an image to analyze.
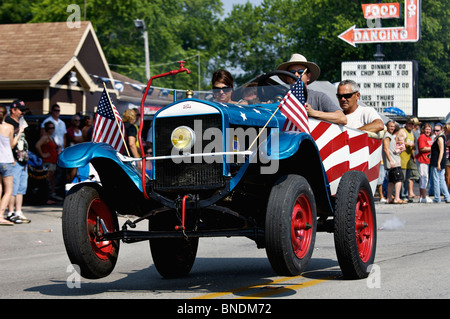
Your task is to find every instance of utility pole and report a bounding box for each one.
[134,19,150,80]
[373,0,385,61]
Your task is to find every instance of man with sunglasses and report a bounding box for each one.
[277,54,347,125]
[40,104,66,201]
[337,80,384,134]
[40,104,67,151]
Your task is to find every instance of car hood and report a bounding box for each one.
[155,98,283,128]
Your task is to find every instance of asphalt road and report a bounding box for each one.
[1,200,449,302]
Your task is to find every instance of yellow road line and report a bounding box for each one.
[237,276,337,299]
[191,275,303,299]
[191,274,337,299]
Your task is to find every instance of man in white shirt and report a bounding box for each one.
[337,80,384,133]
[40,104,67,151]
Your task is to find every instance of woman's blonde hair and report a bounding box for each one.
[122,109,136,123]
[444,123,450,132]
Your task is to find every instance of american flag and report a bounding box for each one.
[280,79,309,133]
[92,89,125,153]
[309,118,382,196]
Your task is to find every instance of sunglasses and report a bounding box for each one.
[434,129,441,132]
[47,127,55,130]
[213,86,232,93]
[53,109,61,112]
[336,91,358,99]
[288,69,305,75]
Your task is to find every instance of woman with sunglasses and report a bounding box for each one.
[35,121,61,202]
[211,69,235,104]
[40,104,66,151]
[430,124,450,203]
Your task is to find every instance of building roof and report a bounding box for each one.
[0,22,96,83]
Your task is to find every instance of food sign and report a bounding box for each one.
[338,0,420,47]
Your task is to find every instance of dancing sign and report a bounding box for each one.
[338,0,420,47]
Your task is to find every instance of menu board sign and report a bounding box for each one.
[341,61,418,116]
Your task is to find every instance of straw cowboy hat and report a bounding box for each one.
[410,117,421,125]
[405,117,421,125]
[277,53,321,84]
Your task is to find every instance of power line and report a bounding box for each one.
[109,53,200,69]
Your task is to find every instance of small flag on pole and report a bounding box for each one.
[280,79,309,133]
[92,89,126,153]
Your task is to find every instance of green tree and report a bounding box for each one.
[0,0,42,23]
[212,0,297,85]
[26,0,222,90]
[1,0,448,97]
[217,0,449,97]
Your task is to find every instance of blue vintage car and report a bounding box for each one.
[59,66,381,280]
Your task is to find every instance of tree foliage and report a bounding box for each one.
[0,0,448,97]
[217,0,449,97]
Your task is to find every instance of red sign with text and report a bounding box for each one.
[339,0,420,47]
[362,3,401,19]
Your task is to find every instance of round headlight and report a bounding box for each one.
[171,126,196,150]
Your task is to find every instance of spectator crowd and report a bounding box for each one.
[0,101,98,225]
[1,77,449,225]
[379,117,450,204]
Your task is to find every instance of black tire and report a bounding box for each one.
[149,212,198,278]
[334,171,377,279]
[62,185,120,279]
[265,175,317,276]
[150,237,199,278]
[25,167,49,205]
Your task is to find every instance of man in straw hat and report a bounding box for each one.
[277,53,347,125]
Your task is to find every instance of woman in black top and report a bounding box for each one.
[430,124,450,203]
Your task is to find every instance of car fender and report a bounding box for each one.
[58,142,143,191]
[259,130,318,161]
[259,130,334,215]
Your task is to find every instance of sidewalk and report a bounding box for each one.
[373,178,449,203]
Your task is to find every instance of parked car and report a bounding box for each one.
[58,66,382,280]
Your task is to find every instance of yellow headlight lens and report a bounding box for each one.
[171,126,196,150]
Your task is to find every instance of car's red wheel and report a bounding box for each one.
[266,175,317,276]
[334,171,377,279]
[87,198,116,261]
[291,194,314,259]
[63,185,119,279]
[355,189,375,263]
